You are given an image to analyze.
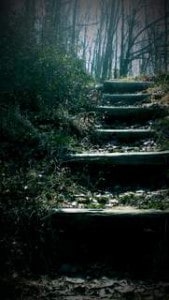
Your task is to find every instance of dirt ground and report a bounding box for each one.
[1,264,169,300]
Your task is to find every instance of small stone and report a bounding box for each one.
[109,199,119,205]
[115,285,135,294]
[93,199,98,204]
[136,190,144,194]
[99,288,106,298]
[105,204,113,208]
[75,194,86,198]
[65,277,85,284]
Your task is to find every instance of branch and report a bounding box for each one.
[130,29,169,58]
[130,13,169,49]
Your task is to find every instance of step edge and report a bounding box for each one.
[102,93,151,97]
[97,105,162,109]
[68,151,169,157]
[95,129,155,133]
[104,80,153,84]
[50,207,169,216]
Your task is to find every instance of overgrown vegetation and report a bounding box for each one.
[0,6,95,276]
[1,1,169,280]
[150,74,169,150]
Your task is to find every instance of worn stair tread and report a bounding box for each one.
[97,105,168,119]
[97,105,165,111]
[95,128,155,133]
[102,93,151,104]
[94,128,155,141]
[44,207,169,272]
[52,207,169,216]
[103,80,153,93]
[103,93,151,98]
[65,151,169,165]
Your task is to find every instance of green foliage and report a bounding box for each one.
[0,12,91,113]
[0,11,92,159]
[154,73,169,91]
[154,117,169,150]
[34,47,91,113]
[1,44,91,112]
[0,6,94,275]
[0,106,39,144]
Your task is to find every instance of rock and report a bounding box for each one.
[65,277,85,284]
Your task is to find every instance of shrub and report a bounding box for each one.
[0,12,92,152]
[0,15,91,114]
[0,106,38,144]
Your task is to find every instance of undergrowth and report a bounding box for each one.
[1,57,169,275]
[0,18,95,274]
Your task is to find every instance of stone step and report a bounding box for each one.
[51,207,169,217]
[45,208,169,275]
[102,93,151,105]
[103,80,153,93]
[64,151,169,166]
[94,128,155,142]
[97,105,168,121]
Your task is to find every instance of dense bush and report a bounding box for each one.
[1,46,90,113]
[0,3,96,277]
[154,73,169,91]
[0,12,92,149]
[0,13,91,112]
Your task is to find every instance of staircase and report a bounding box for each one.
[47,80,169,277]
[66,81,169,166]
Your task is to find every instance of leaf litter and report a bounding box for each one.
[2,269,169,300]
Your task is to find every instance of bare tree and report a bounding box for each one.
[102,0,119,79]
[117,0,169,76]
[164,0,169,72]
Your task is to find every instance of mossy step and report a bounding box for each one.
[64,151,169,166]
[97,105,168,120]
[102,93,151,105]
[103,81,153,93]
[95,128,155,141]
